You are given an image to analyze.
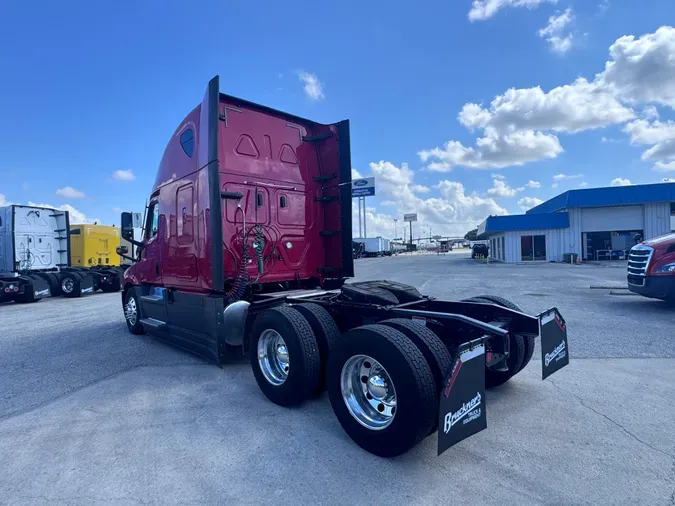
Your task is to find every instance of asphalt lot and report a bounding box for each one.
[1,251,674,505]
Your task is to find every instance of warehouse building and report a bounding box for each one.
[477,182,675,263]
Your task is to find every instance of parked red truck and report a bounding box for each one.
[627,233,675,301]
[117,76,570,457]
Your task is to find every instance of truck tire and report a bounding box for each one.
[249,306,321,407]
[326,324,437,457]
[378,318,452,434]
[124,288,145,335]
[293,303,339,395]
[462,295,526,387]
[60,273,81,298]
[469,294,535,374]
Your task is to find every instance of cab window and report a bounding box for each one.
[146,202,159,239]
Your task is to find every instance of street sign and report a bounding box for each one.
[352,177,376,197]
[404,213,418,222]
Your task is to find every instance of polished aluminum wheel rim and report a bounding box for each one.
[340,355,397,430]
[258,329,289,386]
[125,296,137,325]
[61,277,74,294]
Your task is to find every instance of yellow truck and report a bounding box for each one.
[69,224,126,292]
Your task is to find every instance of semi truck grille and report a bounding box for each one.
[627,245,653,282]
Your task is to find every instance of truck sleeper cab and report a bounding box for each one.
[0,205,95,302]
[120,76,570,457]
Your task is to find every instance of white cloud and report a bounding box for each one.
[538,8,574,54]
[468,0,557,21]
[366,160,507,237]
[112,206,123,213]
[458,103,492,131]
[112,169,136,181]
[27,202,97,224]
[419,127,562,170]
[418,26,675,172]
[380,200,397,207]
[411,184,430,193]
[427,161,453,172]
[624,119,675,168]
[351,168,363,179]
[601,136,622,143]
[598,26,675,108]
[297,71,324,100]
[553,173,583,180]
[491,173,506,180]
[578,182,589,187]
[525,180,541,188]
[0,193,12,206]
[643,106,660,120]
[55,186,85,199]
[518,196,544,211]
[459,79,634,134]
[552,183,559,188]
[487,177,523,197]
[610,177,632,186]
[655,161,675,172]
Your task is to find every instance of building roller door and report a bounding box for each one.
[581,206,643,232]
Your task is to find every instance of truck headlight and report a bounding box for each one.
[655,263,675,273]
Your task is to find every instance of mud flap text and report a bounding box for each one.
[437,338,487,456]
[539,308,569,379]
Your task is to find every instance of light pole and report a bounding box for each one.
[394,218,398,240]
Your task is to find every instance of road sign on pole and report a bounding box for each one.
[351,177,376,197]
[403,213,418,222]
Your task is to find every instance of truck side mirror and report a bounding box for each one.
[116,245,129,256]
[121,212,134,242]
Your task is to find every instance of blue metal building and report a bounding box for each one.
[477,183,675,262]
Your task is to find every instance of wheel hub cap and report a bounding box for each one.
[62,278,74,293]
[125,297,137,325]
[258,330,289,386]
[340,355,397,430]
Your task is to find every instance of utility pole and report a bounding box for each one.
[358,199,362,238]
[394,218,398,240]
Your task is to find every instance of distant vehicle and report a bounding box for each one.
[354,237,388,257]
[0,205,95,303]
[472,243,489,259]
[627,233,675,302]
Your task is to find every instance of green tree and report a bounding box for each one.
[464,228,478,241]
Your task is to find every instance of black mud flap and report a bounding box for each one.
[437,337,487,456]
[538,307,569,379]
[28,275,51,299]
[79,273,95,296]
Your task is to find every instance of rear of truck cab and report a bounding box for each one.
[118,76,571,459]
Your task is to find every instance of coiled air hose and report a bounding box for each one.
[224,206,249,304]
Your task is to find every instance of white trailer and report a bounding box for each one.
[354,237,388,257]
[0,205,94,303]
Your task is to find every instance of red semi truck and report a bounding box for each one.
[117,76,570,457]
[627,233,675,301]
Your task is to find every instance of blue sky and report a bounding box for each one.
[1,0,674,237]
